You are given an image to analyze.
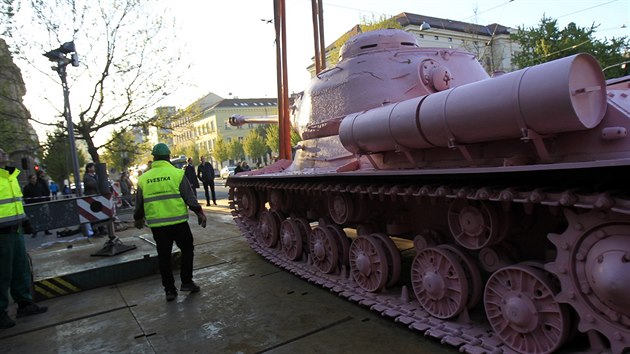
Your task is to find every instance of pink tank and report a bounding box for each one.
[228,29,630,354]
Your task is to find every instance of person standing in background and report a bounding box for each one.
[119,171,134,208]
[83,163,99,195]
[35,170,50,202]
[184,157,199,197]
[82,163,105,236]
[234,161,243,174]
[197,156,216,206]
[49,180,59,200]
[22,175,51,236]
[22,175,42,204]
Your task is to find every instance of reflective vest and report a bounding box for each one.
[138,160,188,227]
[0,168,26,228]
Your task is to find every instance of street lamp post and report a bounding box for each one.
[44,42,82,196]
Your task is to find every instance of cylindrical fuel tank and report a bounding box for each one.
[339,53,607,154]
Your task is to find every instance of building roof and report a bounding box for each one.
[186,92,224,112]
[394,12,511,37]
[211,98,277,110]
[314,12,512,66]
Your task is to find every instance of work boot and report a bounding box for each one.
[165,289,178,302]
[16,303,48,318]
[180,282,200,293]
[0,311,16,329]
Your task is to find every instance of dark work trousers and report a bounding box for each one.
[0,227,33,311]
[150,221,194,291]
[202,181,216,204]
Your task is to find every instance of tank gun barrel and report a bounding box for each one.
[339,54,607,155]
[229,114,279,127]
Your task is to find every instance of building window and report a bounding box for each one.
[248,123,253,129]
[418,34,424,38]
[238,136,244,142]
[448,37,452,42]
[227,137,232,143]
[434,36,439,40]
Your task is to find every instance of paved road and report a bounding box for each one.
[194,178,229,202]
[3,195,457,354]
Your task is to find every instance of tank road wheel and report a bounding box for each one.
[370,233,401,288]
[484,264,570,354]
[328,193,354,225]
[309,226,339,274]
[326,224,350,269]
[237,187,259,219]
[546,210,630,354]
[349,236,389,292]
[411,246,469,319]
[280,219,303,261]
[259,210,281,248]
[448,199,503,250]
[439,244,483,309]
[294,218,312,255]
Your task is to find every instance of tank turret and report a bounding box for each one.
[227,29,630,354]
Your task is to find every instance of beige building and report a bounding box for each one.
[171,93,278,169]
[313,12,518,75]
[395,12,517,73]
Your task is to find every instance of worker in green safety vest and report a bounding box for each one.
[133,143,207,302]
[0,148,48,329]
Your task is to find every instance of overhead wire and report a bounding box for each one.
[556,0,622,19]
[315,0,624,33]
[534,39,591,60]
[310,0,626,59]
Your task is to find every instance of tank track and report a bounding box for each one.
[227,178,630,354]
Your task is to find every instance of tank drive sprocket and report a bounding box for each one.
[546,210,630,354]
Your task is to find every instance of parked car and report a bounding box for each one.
[170,155,187,169]
[220,166,236,179]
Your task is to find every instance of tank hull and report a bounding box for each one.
[228,29,630,354]
[228,160,630,353]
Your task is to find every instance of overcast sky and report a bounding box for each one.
[162,0,628,106]
[17,0,628,144]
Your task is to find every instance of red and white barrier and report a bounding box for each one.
[111,182,122,208]
[77,196,113,223]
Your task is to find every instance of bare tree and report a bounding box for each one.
[1,0,186,163]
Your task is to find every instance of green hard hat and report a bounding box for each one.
[152,143,171,156]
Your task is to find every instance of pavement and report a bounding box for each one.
[1,197,456,354]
